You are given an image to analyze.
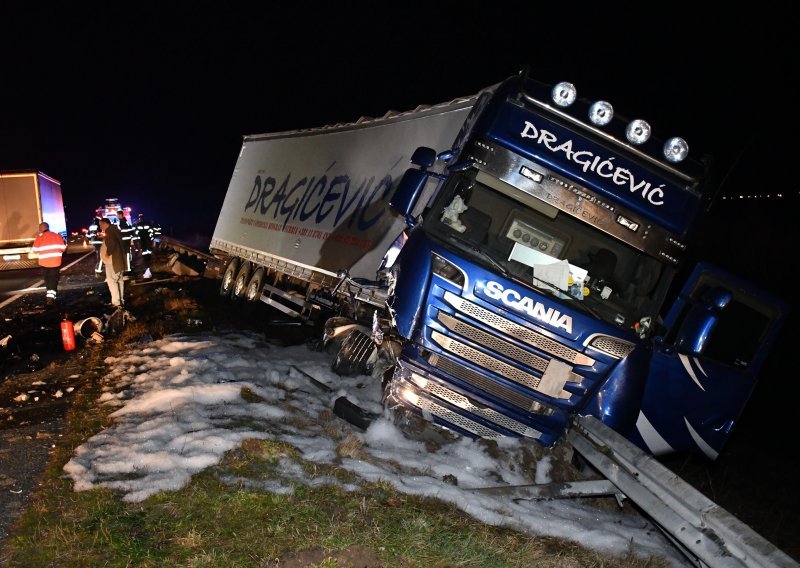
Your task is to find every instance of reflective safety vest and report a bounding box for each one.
[135,219,154,251]
[118,218,135,248]
[87,219,102,246]
[32,230,67,268]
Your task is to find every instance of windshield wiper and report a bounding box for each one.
[446,232,511,279]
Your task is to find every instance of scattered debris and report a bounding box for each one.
[74,317,104,339]
[168,253,202,277]
[332,396,377,431]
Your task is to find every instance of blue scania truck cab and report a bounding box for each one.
[382,68,787,460]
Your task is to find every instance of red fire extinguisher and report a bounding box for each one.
[61,316,76,351]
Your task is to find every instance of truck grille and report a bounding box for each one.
[394,374,541,439]
[426,352,554,416]
[431,330,576,400]
[438,312,549,373]
[442,291,595,366]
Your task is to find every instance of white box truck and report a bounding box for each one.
[0,170,67,270]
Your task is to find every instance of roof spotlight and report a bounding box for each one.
[552,82,576,107]
[663,137,689,163]
[588,101,613,126]
[626,119,651,144]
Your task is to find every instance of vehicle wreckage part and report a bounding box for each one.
[332,396,377,430]
[331,329,377,376]
[74,317,104,339]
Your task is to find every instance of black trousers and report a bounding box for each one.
[42,266,60,296]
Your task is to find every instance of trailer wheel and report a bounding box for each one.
[219,258,240,297]
[244,268,266,303]
[231,262,252,302]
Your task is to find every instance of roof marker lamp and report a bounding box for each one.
[626,119,651,144]
[552,82,576,107]
[663,137,689,163]
[588,101,614,126]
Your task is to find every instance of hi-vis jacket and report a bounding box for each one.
[32,230,67,268]
[87,218,102,246]
[118,217,135,249]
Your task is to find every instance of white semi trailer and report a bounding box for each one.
[210,95,479,321]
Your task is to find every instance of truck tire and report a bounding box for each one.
[244,268,266,303]
[231,261,252,302]
[219,258,240,297]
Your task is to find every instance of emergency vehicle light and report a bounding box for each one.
[551,82,576,107]
[588,101,614,125]
[625,119,651,144]
[663,137,689,163]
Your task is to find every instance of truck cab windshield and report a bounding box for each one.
[423,168,672,333]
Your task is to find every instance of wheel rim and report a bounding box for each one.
[221,263,238,294]
[245,270,264,302]
[233,273,248,297]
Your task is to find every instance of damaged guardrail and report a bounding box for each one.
[567,415,798,568]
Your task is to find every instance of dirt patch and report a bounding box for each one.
[271,545,388,567]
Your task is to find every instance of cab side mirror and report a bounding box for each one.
[389,147,437,227]
[673,286,733,355]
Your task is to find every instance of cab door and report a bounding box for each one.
[630,263,788,459]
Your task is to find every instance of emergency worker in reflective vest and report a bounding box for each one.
[32,222,67,305]
[117,210,135,272]
[87,216,104,273]
[135,213,154,278]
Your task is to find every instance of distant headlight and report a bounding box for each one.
[588,101,614,126]
[551,82,576,107]
[663,137,689,163]
[626,119,651,144]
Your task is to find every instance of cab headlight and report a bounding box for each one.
[431,253,465,288]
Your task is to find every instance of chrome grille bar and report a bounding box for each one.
[407,375,542,439]
[428,353,554,415]
[431,330,575,399]
[438,312,549,373]
[443,291,595,366]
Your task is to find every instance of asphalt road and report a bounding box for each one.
[0,247,158,552]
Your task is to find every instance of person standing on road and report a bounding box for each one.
[32,222,67,305]
[117,210,134,272]
[98,217,126,308]
[135,212,154,279]
[87,216,104,274]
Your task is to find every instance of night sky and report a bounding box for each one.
[1,3,793,238]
